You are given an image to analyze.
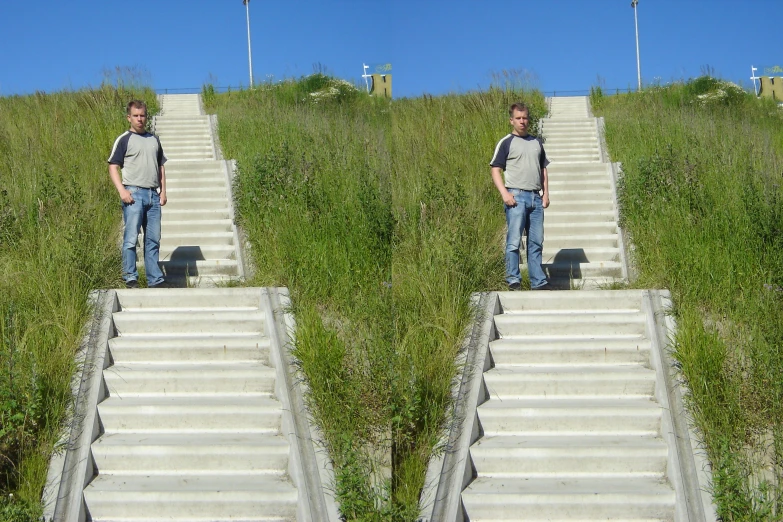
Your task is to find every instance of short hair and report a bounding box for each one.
[509,102,529,117]
[126,100,147,115]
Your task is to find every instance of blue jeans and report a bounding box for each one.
[504,188,547,288]
[122,186,165,286]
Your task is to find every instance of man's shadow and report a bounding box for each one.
[161,246,202,287]
[548,248,588,290]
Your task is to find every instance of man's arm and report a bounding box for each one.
[541,167,549,208]
[109,164,134,204]
[492,166,516,207]
[158,164,167,206]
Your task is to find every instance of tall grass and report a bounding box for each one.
[207,74,545,519]
[0,84,158,520]
[593,77,783,519]
[389,88,546,510]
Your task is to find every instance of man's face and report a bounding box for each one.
[509,108,529,136]
[127,107,147,134]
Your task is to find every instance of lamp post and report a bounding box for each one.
[243,0,254,88]
[631,0,641,91]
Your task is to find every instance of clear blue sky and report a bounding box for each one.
[1,1,780,99]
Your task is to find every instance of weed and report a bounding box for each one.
[597,76,783,518]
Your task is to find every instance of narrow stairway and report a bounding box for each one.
[421,96,713,521]
[153,94,243,286]
[461,290,676,520]
[83,288,300,520]
[539,96,625,289]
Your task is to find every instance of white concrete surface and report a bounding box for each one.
[539,96,625,288]
[147,94,244,286]
[460,290,678,521]
[82,288,300,521]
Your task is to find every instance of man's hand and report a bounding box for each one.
[119,188,134,204]
[542,194,550,209]
[502,191,517,207]
[160,192,167,206]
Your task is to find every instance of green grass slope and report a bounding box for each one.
[594,77,783,520]
[206,75,545,520]
[0,85,157,521]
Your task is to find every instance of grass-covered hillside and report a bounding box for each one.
[594,78,783,520]
[205,74,545,520]
[0,85,158,520]
[6,73,779,522]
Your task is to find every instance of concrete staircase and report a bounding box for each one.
[152,94,243,286]
[420,97,715,522]
[462,290,676,520]
[539,96,626,289]
[84,288,299,520]
[45,287,337,521]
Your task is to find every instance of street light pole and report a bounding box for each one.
[243,0,254,88]
[631,0,641,90]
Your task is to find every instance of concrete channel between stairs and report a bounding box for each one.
[418,290,717,522]
[42,287,339,522]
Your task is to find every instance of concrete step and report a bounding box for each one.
[162,219,233,234]
[545,221,618,235]
[163,198,230,210]
[547,276,625,290]
[483,365,655,398]
[545,162,610,174]
[155,117,210,125]
[547,153,601,162]
[477,398,662,436]
[165,177,226,189]
[112,310,263,335]
[162,208,230,219]
[546,200,615,213]
[545,210,614,223]
[97,394,280,429]
[109,335,269,362]
[161,231,235,246]
[489,336,650,365]
[102,364,275,396]
[84,475,297,520]
[115,288,260,309]
[166,187,228,199]
[497,290,643,311]
[470,434,668,476]
[547,188,615,201]
[544,260,623,279]
[462,476,675,520]
[540,247,619,263]
[163,144,214,153]
[159,244,237,261]
[494,310,645,337]
[92,432,290,473]
[160,258,240,276]
[544,234,618,249]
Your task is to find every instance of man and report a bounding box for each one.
[490,102,550,291]
[108,100,168,288]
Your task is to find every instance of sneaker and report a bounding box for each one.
[148,280,173,289]
[125,280,139,289]
[531,283,552,291]
[508,282,522,291]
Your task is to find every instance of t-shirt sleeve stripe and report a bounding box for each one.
[156,135,167,165]
[538,138,550,169]
[107,132,130,166]
[489,135,511,168]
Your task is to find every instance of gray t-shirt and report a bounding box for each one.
[490,133,549,191]
[108,131,167,188]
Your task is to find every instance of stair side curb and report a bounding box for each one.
[263,287,341,522]
[643,290,717,522]
[418,292,499,522]
[43,290,118,522]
